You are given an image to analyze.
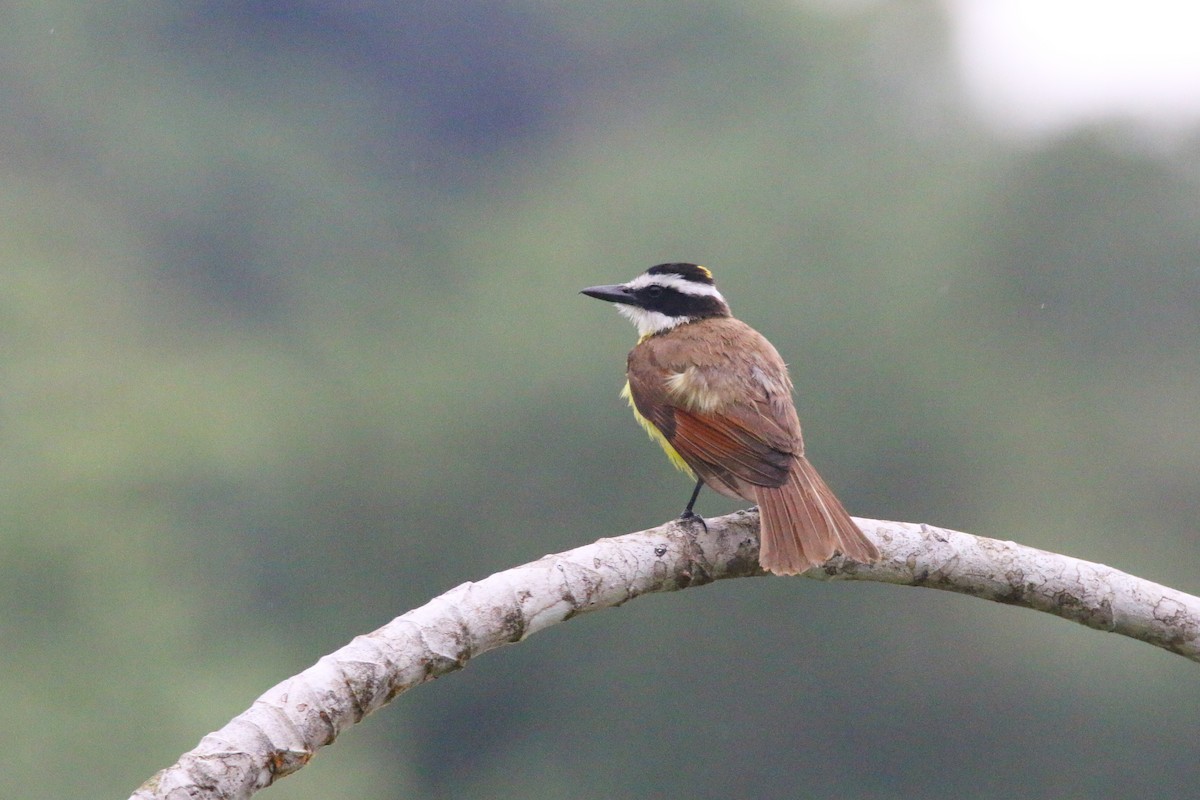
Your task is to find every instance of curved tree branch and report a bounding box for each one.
[131,512,1200,799]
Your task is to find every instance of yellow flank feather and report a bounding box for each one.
[621,380,695,477]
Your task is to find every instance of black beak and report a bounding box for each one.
[580,284,635,305]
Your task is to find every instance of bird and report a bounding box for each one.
[581,262,879,575]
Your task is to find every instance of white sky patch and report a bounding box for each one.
[945,0,1200,136]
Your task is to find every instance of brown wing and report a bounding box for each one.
[626,317,802,495]
[670,407,792,488]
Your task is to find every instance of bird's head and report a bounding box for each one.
[581,263,731,338]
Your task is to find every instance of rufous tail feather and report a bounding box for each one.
[753,456,879,575]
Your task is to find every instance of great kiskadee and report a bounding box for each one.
[581,263,879,575]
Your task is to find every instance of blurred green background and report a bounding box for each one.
[4,2,1199,798]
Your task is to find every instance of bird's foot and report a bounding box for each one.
[678,509,708,533]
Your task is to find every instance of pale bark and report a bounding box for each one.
[131,511,1200,800]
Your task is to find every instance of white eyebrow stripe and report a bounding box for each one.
[626,273,725,300]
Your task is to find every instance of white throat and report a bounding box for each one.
[616,304,694,339]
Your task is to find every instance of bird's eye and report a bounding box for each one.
[645,285,663,299]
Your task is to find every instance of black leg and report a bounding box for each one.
[678,478,707,531]
[682,478,704,516]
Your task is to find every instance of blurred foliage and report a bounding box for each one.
[2,1,1199,798]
